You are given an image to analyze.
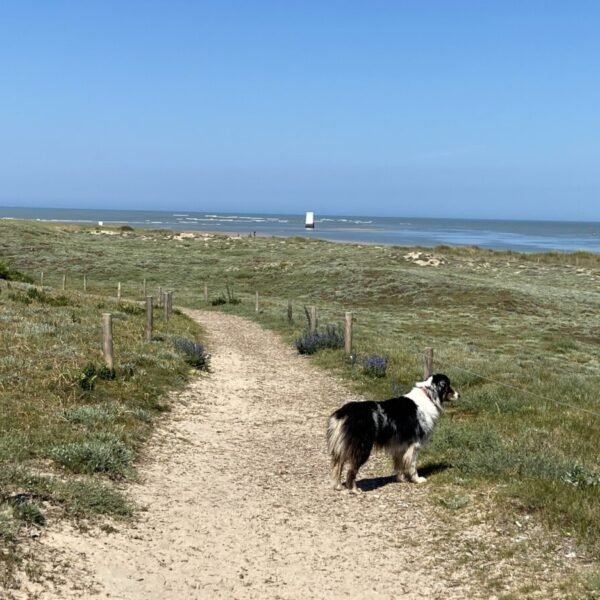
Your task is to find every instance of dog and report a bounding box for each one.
[327,373,459,492]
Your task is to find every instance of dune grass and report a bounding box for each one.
[1,219,599,592]
[0,248,207,587]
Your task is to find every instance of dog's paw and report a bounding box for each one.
[332,482,343,491]
[344,484,361,494]
[412,476,427,484]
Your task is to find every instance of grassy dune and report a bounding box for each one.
[1,219,599,592]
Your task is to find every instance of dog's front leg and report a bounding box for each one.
[403,443,427,484]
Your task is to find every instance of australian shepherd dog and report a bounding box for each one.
[327,374,459,492]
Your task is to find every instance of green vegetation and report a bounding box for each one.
[1,219,599,588]
[0,242,205,586]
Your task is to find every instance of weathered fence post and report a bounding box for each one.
[158,286,163,308]
[287,300,293,324]
[255,291,260,313]
[143,278,147,298]
[310,306,318,334]
[145,296,153,342]
[83,274,87,292]
[40,272,44,287]
[102,313,114,371]
[344,312,353,355]
[117,282,122,303]
[424,347,434,379]
[204,284,208,304]
[164,291,173,321]
[62,274,66,291]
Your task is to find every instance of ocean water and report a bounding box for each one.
[1,206,599,253]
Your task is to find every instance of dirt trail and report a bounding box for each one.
[17,312,508,598]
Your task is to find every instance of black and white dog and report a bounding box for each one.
[327,374,459,492]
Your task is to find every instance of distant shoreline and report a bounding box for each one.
[2,207,599,253]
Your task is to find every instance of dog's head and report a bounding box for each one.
[417,373,460,404]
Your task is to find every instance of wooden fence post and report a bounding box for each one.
[344,312,353,355]
[204,284,208,304]
[40,272,44,287]
[164,291,173,321]
[255,291,259,313]
[310,306,318,334]
[424,347,434,379]
[143,278,147,298]
[117,282,122,303]
[83,274,87,292]
[102,313,114,371]
[145,296,153,342]
[62,274,66,291]
[287,300,293,324]
[158,286,163,308]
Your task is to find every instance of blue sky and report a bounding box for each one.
[1,1,599,220]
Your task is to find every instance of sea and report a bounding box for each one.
[1,206,599,254]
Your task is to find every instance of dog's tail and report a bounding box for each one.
[327,413,348,490]
[327,413,347,463]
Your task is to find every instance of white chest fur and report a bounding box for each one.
[404,387,440,436]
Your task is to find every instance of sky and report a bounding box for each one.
[1,1,599,221]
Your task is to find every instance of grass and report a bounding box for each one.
[1,219,600,593]
[0,248,206,587]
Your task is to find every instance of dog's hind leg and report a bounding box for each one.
[345,464,360,493]
[402,443,426,484]
[392,445,409,482]
[345,445,372,493]
[331,458,344,491]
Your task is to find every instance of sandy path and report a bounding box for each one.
[22,310,478,599]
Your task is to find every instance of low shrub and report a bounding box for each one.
[7,287,70,307]
[79,363,116,391]
[7,292,31,305]
[0,260,34,283]
[26,287,70,306]
[362,354,388,378]
[12,501,45,526]
[296,325,345,355]
[211,283,241,306]
[174,338,211,370]
[119,303,144,315]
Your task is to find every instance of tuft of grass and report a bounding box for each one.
[12,501,45,526]
[49,434,133,478]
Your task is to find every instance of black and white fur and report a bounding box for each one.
[327,374,459,492]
